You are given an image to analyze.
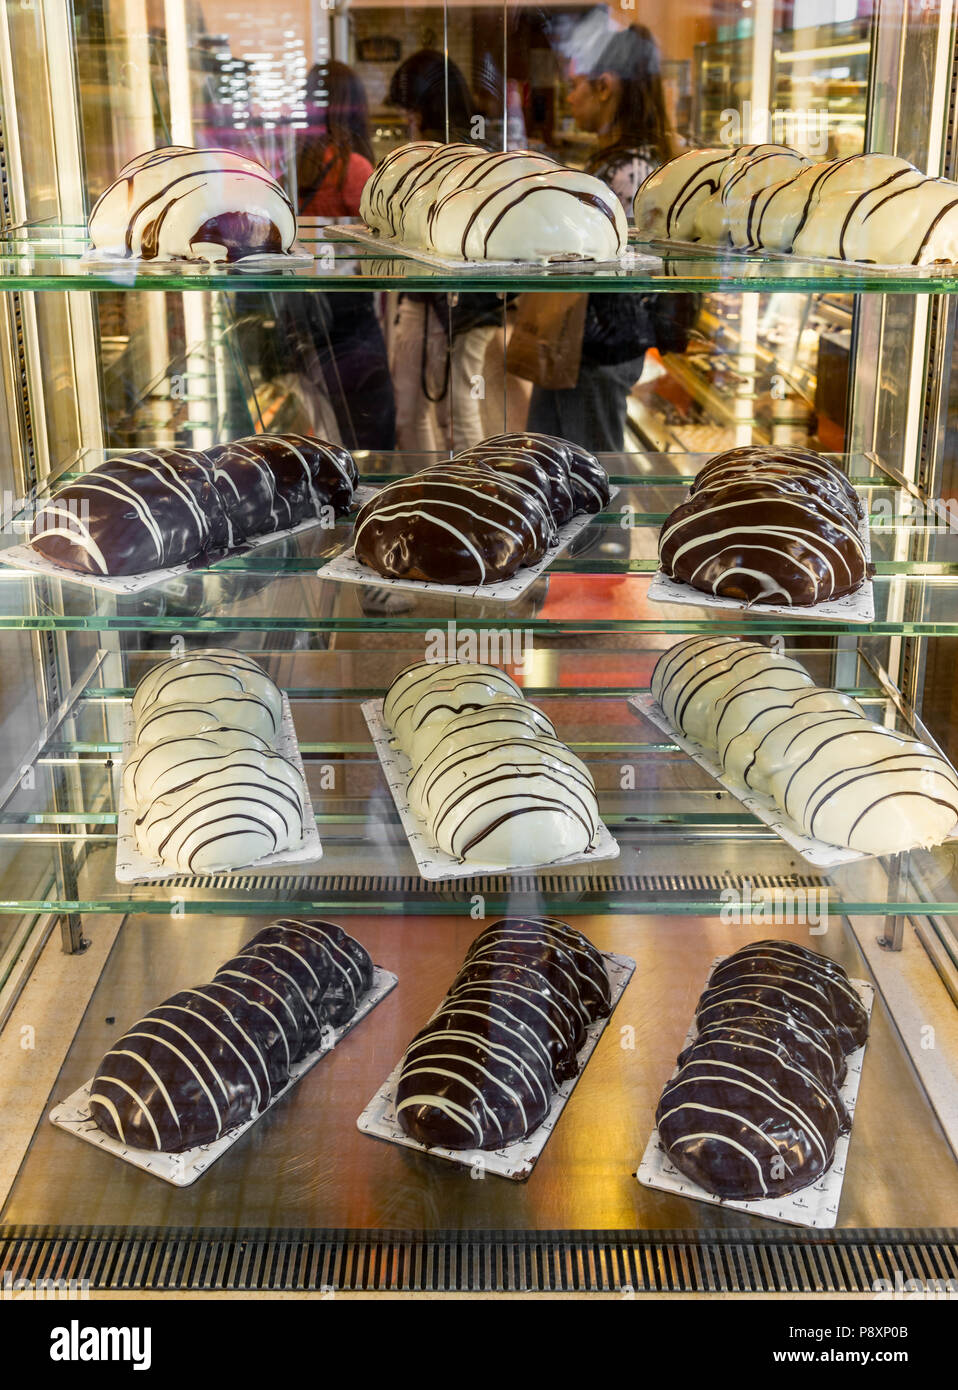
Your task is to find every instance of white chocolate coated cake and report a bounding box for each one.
[383,661,603,867]
[89,145,297,262]
[652,637,958,854]
[359,142,627,263]
[634,144,958,265]
[125,650,309,873]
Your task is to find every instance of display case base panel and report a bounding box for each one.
[320,488,618,603]
[358,951,635,1180]
[362,698,620,880]
[4,916,956,1253]
[48,967,397,1187]
[637,967,874,1229]
[115,694,322,882]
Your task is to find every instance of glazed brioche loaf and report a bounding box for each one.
[656,939,868,1200]
[30,433,356,577]
[124,648,310,873]
[658,445,869,606]
[89,918,373,1151]
[89,145,297,262]
[360,142,627,262]
[396,917,611,1149]
[634,144,958,265]
[353,431,609,587]
[651,636,958,854]
[384,660,603,867]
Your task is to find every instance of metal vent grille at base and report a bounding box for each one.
[1,1228,955,1294]
[155,872,830,895]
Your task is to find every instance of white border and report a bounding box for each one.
[644,236,958,277]
[357,952,635,1180]
[49,967,396,1187]
[629,691,958,868]
[318,487,618,603]
[362,697,620,881]
[115,693,322,882]
[636,957,875,1229]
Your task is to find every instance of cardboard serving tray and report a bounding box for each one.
[629,691,958,868]
[49,967,397,1187]
[357,951,635,1180]
[362,696,620,881]
[318,486,618,604]
[647,512,875,624]
[115,692,322,883]
[323,222,653,273]
[0,514,335,595]
[636,959,875,1229]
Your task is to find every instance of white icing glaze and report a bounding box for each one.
[89,145,296,262]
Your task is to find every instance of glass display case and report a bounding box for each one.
[0,0,957,1306]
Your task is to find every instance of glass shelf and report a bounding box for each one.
[1,671,955,916]
[2,452,956,633]
[6,222,958,293]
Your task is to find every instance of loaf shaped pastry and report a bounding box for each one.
[353,431,608,586]
[396,917,610,1149]
[89,918,373,1151]
[634,143,958,265]
[360,141,627,262]
[89,145,297,262]
[659,444,869,606]
[651,636,958,854]
[125,648,310,873]
[30,433,356,576]
[383,660,603,867]
[656,939,867,1200]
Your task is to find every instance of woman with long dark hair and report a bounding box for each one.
[525,23,696,454]
[272,60,396,452]
[297,60,375,218]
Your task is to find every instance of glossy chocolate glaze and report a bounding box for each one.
[396,917,610,1150]
[660,445,867,606]
[357,433,608,585]
[655,938,864,1200]
[89,919,373,1152]
[31,434,356,576]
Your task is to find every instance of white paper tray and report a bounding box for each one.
[0,514,334,595]
[644,236,958,276]
[49,966,397,1187]
[648,512,874,623]
[362,696,620,880]
[78,242,315,272]
[319,486,618,603]
[358,951,635,1180]
[636,959,874,1229]
[115,692,322,882]
[629,691,958,867]
[323,222,651,273]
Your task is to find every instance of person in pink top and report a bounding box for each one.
[296,61,374,219]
